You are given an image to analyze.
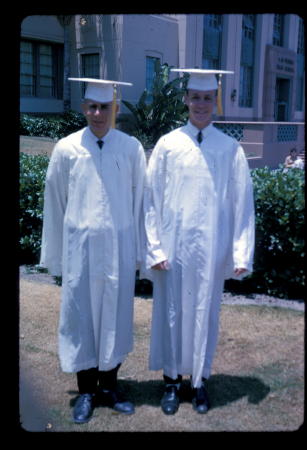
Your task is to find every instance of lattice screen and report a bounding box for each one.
[277,125,298,142]
[213,123,244,141]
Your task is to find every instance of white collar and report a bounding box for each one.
[87,126,113,144]
[186,120,213,139]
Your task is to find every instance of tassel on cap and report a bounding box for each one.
[111,84,117,128]
[170,69,234,118]
[217,74,223,116]
[68,78,133,124]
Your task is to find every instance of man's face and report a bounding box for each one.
[184,89,216,130]
[81,100,118,138]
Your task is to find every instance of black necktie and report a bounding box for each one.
[197,131,203,144]
[97,140,104,149]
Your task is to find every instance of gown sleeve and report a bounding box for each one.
[39,141,69,276]
[131,140,147,268]
[231,144,255,278]
[143,140,168,270]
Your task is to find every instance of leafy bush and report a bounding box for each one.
[19,153,49,264]
[20,150,304,299]
[122,63,189,148]
[60,110,87,136]
[20,110,87,140]
[19,111,86,263]
[225,166,305,299]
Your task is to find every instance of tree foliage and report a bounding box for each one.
[122,63,189,148]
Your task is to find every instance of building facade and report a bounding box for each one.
[20,14,305,168]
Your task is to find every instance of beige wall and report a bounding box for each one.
[121,14,179,106]
[21,15,64,42]
[20,14,304,169]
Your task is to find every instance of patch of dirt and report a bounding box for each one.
[19,266,304,312]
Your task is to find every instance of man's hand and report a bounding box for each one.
[152,262,246,275]
[152,260,170,271]
[234,268,247,276]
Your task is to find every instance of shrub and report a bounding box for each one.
[20,150,304,299]
[20,113,62,139]
[60,110,87,136]
[19,153,49,264]
[225,166,305,299]
[20,111,87,140]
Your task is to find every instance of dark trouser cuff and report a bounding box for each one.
[77,363,122,394]
[98,363,121,391]
[77,367,98,394]
[163,374,182,385]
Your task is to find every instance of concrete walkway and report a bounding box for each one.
[20,135,56,156]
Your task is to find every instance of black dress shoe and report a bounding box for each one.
[98,389,135,415]
[73,393,95,423]
[192,385,210,414]
[161,385,180,415]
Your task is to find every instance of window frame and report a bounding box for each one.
[202,14,223,69]
[273,14,284,47]
[80,53,100,97]
[20,39,63,99]
[296,18,305,111]
[239,14,256,108]
[145,55,161,102]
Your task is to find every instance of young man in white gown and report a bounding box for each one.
[144,69,255,415]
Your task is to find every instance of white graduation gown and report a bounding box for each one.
[40,126,146,373]
[144,121,255,387]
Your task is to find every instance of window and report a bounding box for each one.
[239,66,254,108]
[81,53,100,78]
[273,14,284,47]
[39,44,54,97]
[239,15,256,107]
[297,17,304,55]
[202,14,223,69]
[81,53,100,97]
[20,40,63,98]
[296,18,304,111]
[146,56,160,101]
[275,78,290,121]
[20,41,35,96]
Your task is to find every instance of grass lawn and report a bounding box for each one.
[19,277,304,432]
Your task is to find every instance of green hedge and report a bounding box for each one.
[225,166,305,299]
[20,111,87,140]
[253,166,304,298]
[19,153,304,299]
[19,153,49,264]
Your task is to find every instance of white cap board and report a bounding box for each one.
[69,77,133,103]
[171,68,234,91]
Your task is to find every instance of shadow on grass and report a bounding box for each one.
[68,374,270,410]
[125,375,270,409]
[206,374,270,407]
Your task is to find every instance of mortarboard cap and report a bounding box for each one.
[171,68,234,115]
[69,77,133,128]
[171,68,233,91]
[68,77,133,103]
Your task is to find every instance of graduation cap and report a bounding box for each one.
[69,77,133,128]
[171,68,234,116]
